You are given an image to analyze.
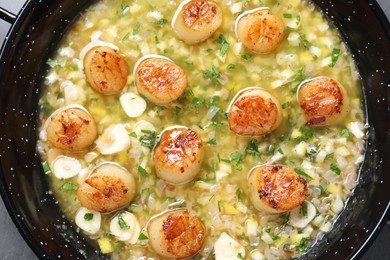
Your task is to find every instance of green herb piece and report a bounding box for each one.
[283,13,292,19]
[340,128,350,137]
[156,105,166,113]
[203,65,221,84]
[155,18,168,27]
[330,163,341,175]
[132,25,140,35]
[241,53,251,60]
[122,32,130,41]
[190,97,206,114]
[217,200,225,212]
[329,48,340,67]
[42,161,52,175]
[230,151,243,170]
[174,106,182,115]
[277,148,284,155]
[236,187,243,202]
[294,168,313,181]
[46,58,57,68]
[282,101,291,109]
[138,233,149,240]
[325,152,334,161]
[118,213,130,230]
[237,252,244,259]
[178,89,194,103]
[207,121,226,130]
[155,35,160,44]
[227,64,236,70]
[137,165,148,177]
[139,130,157,148]
[295,237,309,253]
[84,213,94,221]
[246,139,261,160]
[296,15,301,25]
[272,235,281,241]
[300,202,308,216]
[217,34,230,57]
[288,27,310,49]
[129,132,137,138]
[59,182,78,191]
[318,185,325,194]
[211,96,220,106]
[207,138,217,145]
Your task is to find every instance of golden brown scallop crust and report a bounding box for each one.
[250,166,307,211]
[182,1,220,31]
[83,46,128,95]
[46,108,97,152]
[161,210,206,258]
[136,58,187,105]
[298,77,345,126]
[228,94,279,136]
[237,9,285,53]
[154,128,203,172]
[77,164,135,213]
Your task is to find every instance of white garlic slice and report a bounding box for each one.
[120,92,147,118]
[75,207,101,234]
[79,31,119,60]
[95,124,131,155]
[60,80,85,105]
[52,155,82,179]
[110,211,141,244]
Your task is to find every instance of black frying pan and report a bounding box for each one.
[0,0,389,259]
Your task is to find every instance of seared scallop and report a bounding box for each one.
[235,8,285,53]
[77,162,136,213]
[148,209,206,259]
[153,127,203,185]
[228,88,282,136]
[298,77,349,126]
[135,55,188,105]
[247,165,308,214]
[172,0,222,45]
[83,46,129,95]
[46,106,97,152]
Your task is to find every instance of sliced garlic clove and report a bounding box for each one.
[53,155,82,179]
[95,124,131,155]
[110,211,141,244]
[75,207,101,234]
[120,92,147,118]
[214,232,245,260]
[60,80,85,105]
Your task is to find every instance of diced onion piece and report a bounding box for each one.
[331,195,344,214]
[260,231,273,244]
[230,2,242,14]
[110,211,141,244]
[294,141,307,157]
[347,122,365,139]
[250,249,265,260]
[246,219,258,237]
[287,32,300,46]
[53,155,82,179]
[214,232,245,260]
[96,124,131,155]
[289,201,316,228]
[319,221,332,232]
[120,92,147,118]
[75,207,101,234]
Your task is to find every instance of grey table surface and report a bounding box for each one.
[0,0,390,259]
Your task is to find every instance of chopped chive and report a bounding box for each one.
[207,138,217,145]
[129,132,137,138]
[132,25,140,35]
[300,202,308,216]
[237,252,245,259]
[294,168,313,181]
[42,161,52,175]
[137,165,148,177]
[155,18,168,27]
[329,48,340,67]
[241,53,251,60]
[59,182,78,191]
[282,101,291,109]
[122,32,130,41]
[325,152,334,161]
[283,13,292,19]
[227,64,236,70]
[118,213,130,230]
[155,35,160,44]
[340,128,350,137]
[277,148,284,155]
[138,233,148,240]
[330,163,341,175]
